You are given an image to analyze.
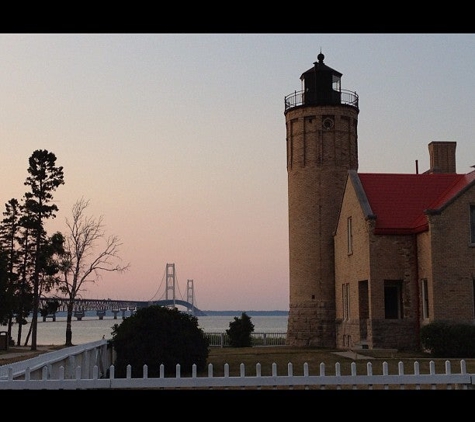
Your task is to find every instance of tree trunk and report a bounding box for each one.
[30,281,38,350]
[16,317,23,346]
[24,323,32,346]
[65,301,74,346]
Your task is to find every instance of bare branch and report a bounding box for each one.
[58,197,130,346]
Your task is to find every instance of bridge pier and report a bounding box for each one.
[112,309,119,319]
[96,310,107,320]
[120,308,128,319]
[74,310,85,321]
[42,313,56,322]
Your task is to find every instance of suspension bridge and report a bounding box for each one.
[39,263,206,320]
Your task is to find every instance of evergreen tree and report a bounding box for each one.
[15,202,36,345]
[22,231,65,346]
[23,150,64,350]
[0,199,22,341]
[0,249,11,325]
[226,312,255,347]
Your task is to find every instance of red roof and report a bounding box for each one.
[357,171,475,234]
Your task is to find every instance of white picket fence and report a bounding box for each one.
[0,339,111,382]
[206,332,286,347]
[1,340,474,390]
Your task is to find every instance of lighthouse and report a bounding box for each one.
[285,53,359,347]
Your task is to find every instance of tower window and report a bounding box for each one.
[322,117,334,130]
[332,75,341,92]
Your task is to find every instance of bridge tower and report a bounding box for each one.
[165,263,176,308]
[285,53,359,347]
[186,279,194,315]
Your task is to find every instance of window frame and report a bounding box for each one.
[472,278,475,319]
[470,204,475,245]
[347,216,353,255]
[421,279,429,319]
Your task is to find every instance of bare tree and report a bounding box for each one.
[58,198,130,346]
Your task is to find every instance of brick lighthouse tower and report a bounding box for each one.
[285,53,359,347]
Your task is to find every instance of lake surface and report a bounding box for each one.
[6,314,289,346]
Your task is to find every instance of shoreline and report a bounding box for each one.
[0,344,66,366]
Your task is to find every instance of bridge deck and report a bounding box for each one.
[39,298,206,316]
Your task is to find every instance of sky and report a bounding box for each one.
[0,33,474,311]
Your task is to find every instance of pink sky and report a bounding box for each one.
[1,34,475,310]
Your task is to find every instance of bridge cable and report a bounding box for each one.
[174,269,185,301]
[148,265,167,301]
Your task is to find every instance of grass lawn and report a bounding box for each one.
[204,346,474,377]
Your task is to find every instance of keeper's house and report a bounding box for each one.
[334,141,475,350]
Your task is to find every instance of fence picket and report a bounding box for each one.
[1,338,474,390]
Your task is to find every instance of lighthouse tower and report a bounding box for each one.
[285,53,359,347]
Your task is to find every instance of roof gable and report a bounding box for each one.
[356,171,475,234]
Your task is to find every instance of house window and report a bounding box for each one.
[358,280,369,340]
[358,280,369,319]
[472,279,475,319]
[342,283,350,320]
[421,279,429,319]
[384,280,403,319]
[470,205,475,244]
[347,217,353,255]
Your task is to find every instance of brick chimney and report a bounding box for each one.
[428,141,457,174]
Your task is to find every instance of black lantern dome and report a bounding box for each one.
[300,53,342,106]
[284,53,358,112]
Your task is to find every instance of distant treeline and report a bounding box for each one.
[201,310,288,316]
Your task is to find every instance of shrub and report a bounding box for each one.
[226,312,255,347]
[110,305,209,377]
[420,321,475,358]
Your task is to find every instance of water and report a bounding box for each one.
[6,314,288,346]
